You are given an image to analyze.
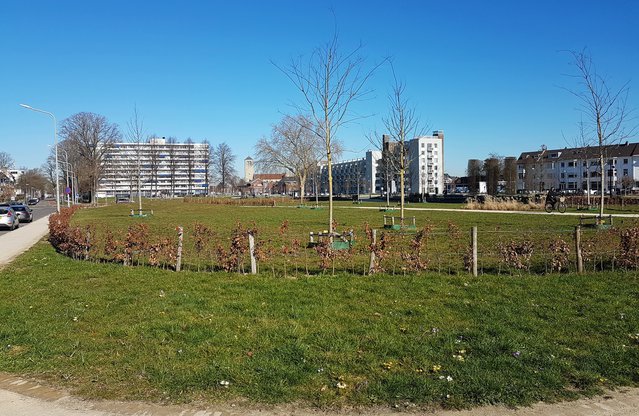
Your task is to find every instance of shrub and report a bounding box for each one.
[619,226,639,269]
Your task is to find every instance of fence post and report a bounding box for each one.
[84,228,91,261]
[249,231,257,275]
[575,225,583,274]
[368,229,377,275]
[471,226,478,277]
[176,226,183,272]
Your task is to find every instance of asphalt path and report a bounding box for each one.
[0,201,57,236]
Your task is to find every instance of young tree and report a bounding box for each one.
[255,114,325,204]
[126,106,146,214]
[276,30,382,236]
[565,119,594,205]
[201,139,211,196]
[166,137,179,197]
[185,138,195,195]
[567,49,636,218]
[211,142,236,193]
[59,112,121,204]
[147,137,161,197]
[382,66,422,223]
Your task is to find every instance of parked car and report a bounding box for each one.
[0,207,19,230]
[27,198,39,205]
[9,204,33,223]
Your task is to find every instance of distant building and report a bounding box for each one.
[244,156,255,182]
[98,137,209,197]
[317,130,446,196]
[319,150,382,195]
[408,131,445,195]
[516,142,639,193]
[247,173,286,195]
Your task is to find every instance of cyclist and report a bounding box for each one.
[546,187,559,209]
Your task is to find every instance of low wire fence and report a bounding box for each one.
[48,207,639,276]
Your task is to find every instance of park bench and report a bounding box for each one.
[578,214,613,229]
[383,215,416,231]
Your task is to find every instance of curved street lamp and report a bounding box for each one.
[20,104,60,212]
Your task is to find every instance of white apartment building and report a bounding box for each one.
[98,138,209,197]
[322,150,382,195]
[319,130,445,196]
[517,142,639,193]
[408,131,445,195]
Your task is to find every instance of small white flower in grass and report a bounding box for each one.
[446,375,453,382]
[73,316,78,322]
[336,382,347,389]
[219,380,230,388]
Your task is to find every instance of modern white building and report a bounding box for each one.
[318,130,445,196]
[517,142,639,193]
[408,131,445,195]
[98,138,209,197]
[322,150,382,195]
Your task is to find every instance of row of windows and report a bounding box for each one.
[559,158,631,168]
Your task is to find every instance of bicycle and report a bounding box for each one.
[545,196,566,213]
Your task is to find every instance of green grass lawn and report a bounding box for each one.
[67,199,638,276]
[1,238,639,409]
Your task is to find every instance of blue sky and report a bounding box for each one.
[1,0,637,176]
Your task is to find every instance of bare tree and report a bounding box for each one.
[185,138,195,195]
[166,137,179,197]
[201,139,211,196]
[503,157,517,195]
[59,112,120,204]
[367,133,401,206]
[564,119,594,205]
[255,115,324,204]
[275,30,383,235]
[41,151,57,195]
[382,66,423,223]
[211,142,236,193]
[621,175,634,195]
[467,159,482,194]
[567,49,636,218]
[147,137,161,197]
[484,157,501,196]
[0,152,14,170]
[16,168,47,199]
[126,106,146,213]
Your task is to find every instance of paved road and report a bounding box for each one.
[0,201,57,237]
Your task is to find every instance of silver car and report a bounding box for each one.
[10,204,33,223]
[0,207,19,230]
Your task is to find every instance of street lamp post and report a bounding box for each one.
[60,149,71,207]
[20,104,60,212]
[59,160,75,206]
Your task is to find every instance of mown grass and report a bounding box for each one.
[68,199,639,276]
[1,239,639,409]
